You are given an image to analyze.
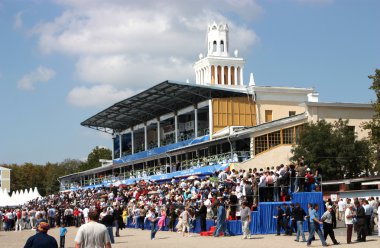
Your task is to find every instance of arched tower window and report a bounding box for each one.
[220,40,224,52]
[213,41,217,52]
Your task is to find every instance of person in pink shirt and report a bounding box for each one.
[157,208,166,231]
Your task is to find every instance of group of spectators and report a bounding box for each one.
[0,163,378,247]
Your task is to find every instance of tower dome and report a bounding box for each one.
[193,22,245,87]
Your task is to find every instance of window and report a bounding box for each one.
[283,127,295,144]
[254,135,267,154]
[289,111,296,116]
[213,41,217,52]
[220,40,224,52]
[265,110,272,122]
[268,131,281,148]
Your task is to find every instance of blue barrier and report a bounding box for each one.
[123,192,323,236]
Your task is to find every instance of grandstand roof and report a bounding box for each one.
[81,80,248,132]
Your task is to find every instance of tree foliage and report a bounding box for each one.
[1,146,112,196]
[291,119,373,180]
[81,146,112,171]
[362,69,380,174]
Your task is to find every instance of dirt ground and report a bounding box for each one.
[0,224,379,248]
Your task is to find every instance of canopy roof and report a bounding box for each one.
[81,80,248,133]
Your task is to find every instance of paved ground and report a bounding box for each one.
[0,221,378,248]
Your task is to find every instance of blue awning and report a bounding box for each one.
[113,135,209,164]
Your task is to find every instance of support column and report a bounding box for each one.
[144,124,148,151]
[157,118,161,147]
[174,114,178,143]
[194,107,198,138]
[131,129,134,154]
[240,67,244,85]
[208,100,213,140]
[119,134,122,158]
[228,66,231,85]
[215,66,219,85]
[221,66,225,85]
[234,67,238,86]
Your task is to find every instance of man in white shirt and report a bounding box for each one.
[337,199,346,221]
[82,207,89,224]
[75,210,111,248]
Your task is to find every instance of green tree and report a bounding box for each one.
[291,119,373,180]
[80,146,112,171]
[362,69,380,174]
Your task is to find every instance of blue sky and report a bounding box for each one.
[0,0,379,165]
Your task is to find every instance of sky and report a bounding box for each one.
[0,0,379,165]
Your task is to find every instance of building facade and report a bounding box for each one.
[59,23,374,191]
[0,166,11,192]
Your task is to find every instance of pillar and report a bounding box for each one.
[131,129,134,154]
[119,134,122,158]
[157,118,161,147]
[215,66,219,85]
[228,66,231,85]
[221,66,225,85]
[240,67,244,85]
[174,114,178,143]
[194,108,198,138]
[144,124,148,151]
[234,67,238,86]
[208,100,213,140]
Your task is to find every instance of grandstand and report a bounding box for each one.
[59,22,374,191]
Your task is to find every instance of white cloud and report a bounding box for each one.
[14,11,23,29]
[17,66,56,90]
[67,84,135,108]
[31,0,261,106]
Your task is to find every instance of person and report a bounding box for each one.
[197,201,207,232]
[181,207,191,237]
[35,213,48,232]
[148,208,158,240]
[15,208,23,232]
[274,205,286,236]
[307,203,328,247]
[168,207,177,232]
[24,222,58,248]
[240,201,251,239]
[344,203,354,244]
[321,206,340,245]
[74,209,112,248]
[100,208,115,244]
[363,199,373,235]
[213,200,229,237]
[293,202,306,242]
[337,199,346,222]
[283,204,291,235]
[59,223,68,248]
[157,208,166,231]
[113,205,123,237]
[355,200,367,242]
[378,203,380,237]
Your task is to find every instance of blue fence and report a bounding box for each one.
[124,192,324,236]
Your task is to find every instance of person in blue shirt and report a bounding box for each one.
[213,200,230,237]
[24,222,58,248]
[59,223,68,248]
[307,203,327,247]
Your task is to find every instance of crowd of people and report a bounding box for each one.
[0,163,379,247]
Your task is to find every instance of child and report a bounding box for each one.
[157,208,166,231]
[59,223,68,248]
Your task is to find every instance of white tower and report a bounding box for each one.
[193,22,245,86]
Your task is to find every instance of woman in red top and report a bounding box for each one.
[73,207,81,227]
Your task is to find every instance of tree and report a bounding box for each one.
[81,146,112,171]
[291,119,373,180]
[362,69,380,174]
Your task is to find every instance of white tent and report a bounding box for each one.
[0,189,18,207]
